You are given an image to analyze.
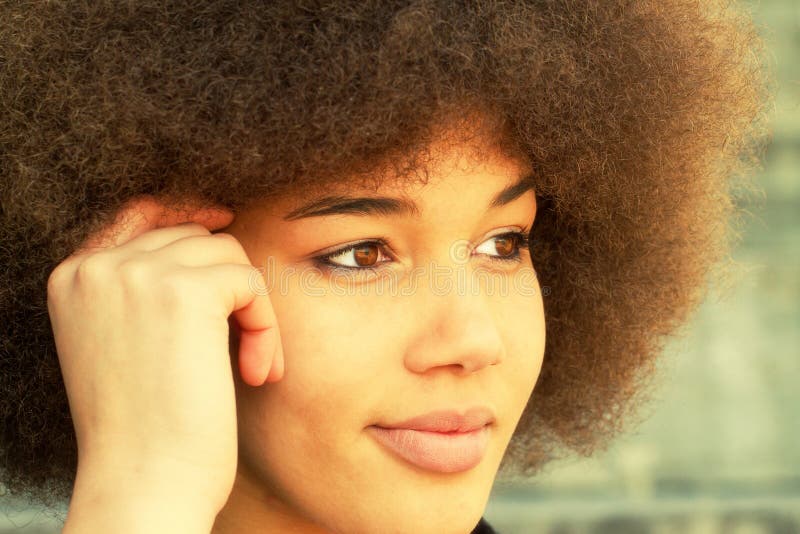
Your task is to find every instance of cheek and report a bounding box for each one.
[233,294,373,476]
[274,288,389,368]
[260,288,400,422]
[496,290,546,397]
[234,290,405,484]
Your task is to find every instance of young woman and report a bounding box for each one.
[0,1,772,533]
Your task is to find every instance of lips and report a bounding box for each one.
[368,407,495,473]
[379,407,495,432]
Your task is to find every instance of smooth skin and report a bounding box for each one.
[213,136,545,533]
[49,133,545,534]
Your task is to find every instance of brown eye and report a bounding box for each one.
[474,231,529,262]
[315,240,392,270]
[352,244,379,267]
[493,235,517,257]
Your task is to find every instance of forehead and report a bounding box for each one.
[271,137,531,216]
[239,122,533,224]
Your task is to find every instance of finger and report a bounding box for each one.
[184,264,282,387]
[238,326,282,386]
[145,232,252,268]
[263,335,285,384]
[245,316,285,385]
[77,196,234,254]
[233,266,283,387]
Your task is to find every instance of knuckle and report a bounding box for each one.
[213,231,238,243]
[73,253,113,285]
[180,222,210,235]
[47,262,71,299]
[214,232,249,261]
[214,232,242,249]
[159,269,195,293]
[116,258,153,287]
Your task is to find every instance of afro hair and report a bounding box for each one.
[0,0,773,510]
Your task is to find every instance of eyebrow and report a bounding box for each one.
[282,174,535,221]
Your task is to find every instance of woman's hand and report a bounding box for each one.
[47,196,283,532]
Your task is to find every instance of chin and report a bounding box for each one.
[324,509,486,534]
[347,481,491,534]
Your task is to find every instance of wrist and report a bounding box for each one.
[64,461,224,534]
[64,489,217,534]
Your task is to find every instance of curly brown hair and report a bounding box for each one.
[0,0,772,511]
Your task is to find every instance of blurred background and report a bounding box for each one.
[483,1,800,532]
[1,0,797,532]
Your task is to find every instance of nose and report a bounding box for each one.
[403,267,504,375]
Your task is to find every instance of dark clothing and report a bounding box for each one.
[470,517,498,533]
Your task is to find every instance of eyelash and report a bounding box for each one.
[312,230,531,273]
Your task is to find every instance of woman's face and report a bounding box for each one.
[215,136,546,534]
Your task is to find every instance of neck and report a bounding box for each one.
[212,468,332,534]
